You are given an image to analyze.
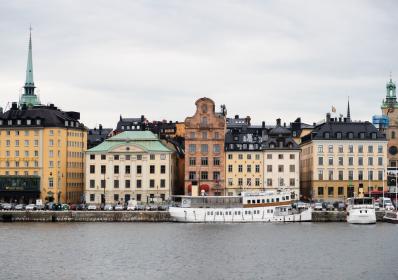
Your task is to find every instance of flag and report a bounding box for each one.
[332,106,336,113]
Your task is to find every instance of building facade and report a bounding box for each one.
[85,131,176,205]
[184,98,226,195]
[300,112,388,201]
[0,31,86,204]
[381,77,398,167]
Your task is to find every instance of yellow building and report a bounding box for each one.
[300,112,388,201]
[0,31,87,204]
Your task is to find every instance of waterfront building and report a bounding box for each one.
[85,131,176,205]
[0,31,87,204]
[380,76,398,167]
[184,98,227,195]
[262,119,300,198]
[300,110,388,201]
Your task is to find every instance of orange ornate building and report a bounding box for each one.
[184,98,227,195]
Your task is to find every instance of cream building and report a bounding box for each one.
[300,113,388,201]
[85,131,176,205]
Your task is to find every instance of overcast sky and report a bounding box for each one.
[0,1,397,128]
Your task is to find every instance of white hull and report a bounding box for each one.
[347,208,376,224]
[169,206,312,223]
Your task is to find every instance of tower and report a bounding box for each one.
[19,27,40,107]
[347,97,351,122]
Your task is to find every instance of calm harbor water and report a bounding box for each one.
[0,223,397,280]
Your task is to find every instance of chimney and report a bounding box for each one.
[283,122,286,127]
[11,102,18,110]
[99,124,103,134]
[246,116,251,126]
[262,121,265,128]
[141,115,145,122]
[326,113,331,122]
[235,115,239,119]
[276,118,281,126]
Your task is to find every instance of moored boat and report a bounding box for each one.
[346,197,376,224]
[383,211,398,224]
[169,190,312,223]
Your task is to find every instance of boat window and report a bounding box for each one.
[257,199,260,203]
[271,209,273,213]
[262,199,265,203]
[282,197,285,201]
[211,211,213,215]
[286,196,289,200]
[276,198,279,202]
[267,199,270,203]
[252,200,256,204]
[238,211,241,215]
[247,200,251,204]
[271,198,274,202]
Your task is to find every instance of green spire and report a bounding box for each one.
[20,26,40,107]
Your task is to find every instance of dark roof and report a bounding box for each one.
[301,118,386,143]
[0,103,84,129]
[116,115,146,131]
[88,127,113,149]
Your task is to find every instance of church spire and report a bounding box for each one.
[20,26,40,107]
[347,97,351,122]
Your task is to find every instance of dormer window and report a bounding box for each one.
[26,119,31,125]
[336,132,342,139]
[359,132,365,139]
[0,120,3,125]
[65,120,68,126]
[348,132,353,139]
[324,132,330,139]
[17,120,21,125]
[371,132,377,139]
[8,120,12,125]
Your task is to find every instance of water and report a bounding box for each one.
[0,223,397,280]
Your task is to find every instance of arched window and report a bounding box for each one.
[201,117,208,125]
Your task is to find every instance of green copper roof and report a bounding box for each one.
[20,27,40,107]
[88,131,172,153]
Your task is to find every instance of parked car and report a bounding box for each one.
[2,203,14,210]
[134,204,145,211]
[157,205,168,211]
[314,202,323,211]
[374,202,380,211]
[114,204,124,211]
[45,202,55,210]
[25,204,37,211]
[333,201,346,211]
[36,204,45,210]
[126,204,135,211]
[104,204,113,211]
[15,204,26,210]
[325,202,334,211]
[77,204,85,211]
[61,204,70,211]
[69,204,78,211]
[87,204,97,211]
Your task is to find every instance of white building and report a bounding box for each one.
[84,131,176,205]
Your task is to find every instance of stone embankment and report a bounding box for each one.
[0,210,387,222]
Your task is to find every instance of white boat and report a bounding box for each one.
[169,190,312,223]
[383,211,398,224]
[346,197,376,224]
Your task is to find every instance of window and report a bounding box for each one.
[125,155,131,160]
[90,154,95,160]
[228,165,233,172]
[267,165,272,172]
[213,157,220,166]
[214,132,220,139]
[90,165,95,174]
[213,172,220,180]
[101,165,106,174]
[114,180,119,188]
[246,178,252,186]
[318,157,323,165]
[368,145,373,153]
[338,145,343,153]
[201,157,208,165]
[349,145,354,153]
[378,145,383,154]
[189,144,196,153]
[278,165,284,172]
[318,187,324,196]
[338,187,344,196]
[202,131,207,139]
[201,144,208,153]
[358,145,363,154]
[228,154,233,160]
[328,170,333,180]
[328,145,333,153]
[238,164,243,172]
[255,165,260,173]
[278,154,283,159]
[328,157,333,165]
[378,157,383,166]
[368,157,373,166]
[160,179,166,188]
[189,172,196,180]
[137,155,142,160]
[189,157,196,166]
[238,178,243,186]
[338,157,343,166]
[114,155,119,160]
[160,165,166,174]
[100,154,106,160]
[247,154,252,160]
[247,165,251,173]
[318,170,323,180]
[358,157,363,166]
[189,132,195,139]
[255,178,260,186]
[290,178,295,186]
[201,171,208,180]
[125,180,130,188]
[328,187,334,196]
[238,154,243,160]
[318,145,323,153]
[289,165,295,172]
[150,165,155,174]
[338,170,344,180]
[378,170,383,181]
[267,179,272,186]
[136,180,142,188]
[290,154,295,160]
[150,154,155,160]
[125,165,131,174]
[137,165,142,174]
[24,140,29,147]
[114,194,119,201]
[348,170,354,180]
[150,179,155,188]
[368,170,373,181]
[348,157,353,166]
[114,165,119,174]
[90,194,95,202]
[15,140,20,147]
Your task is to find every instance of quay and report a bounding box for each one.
[0,210,388,223]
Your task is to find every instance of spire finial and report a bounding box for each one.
[390,71,393,82]
[347,96,351,122]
